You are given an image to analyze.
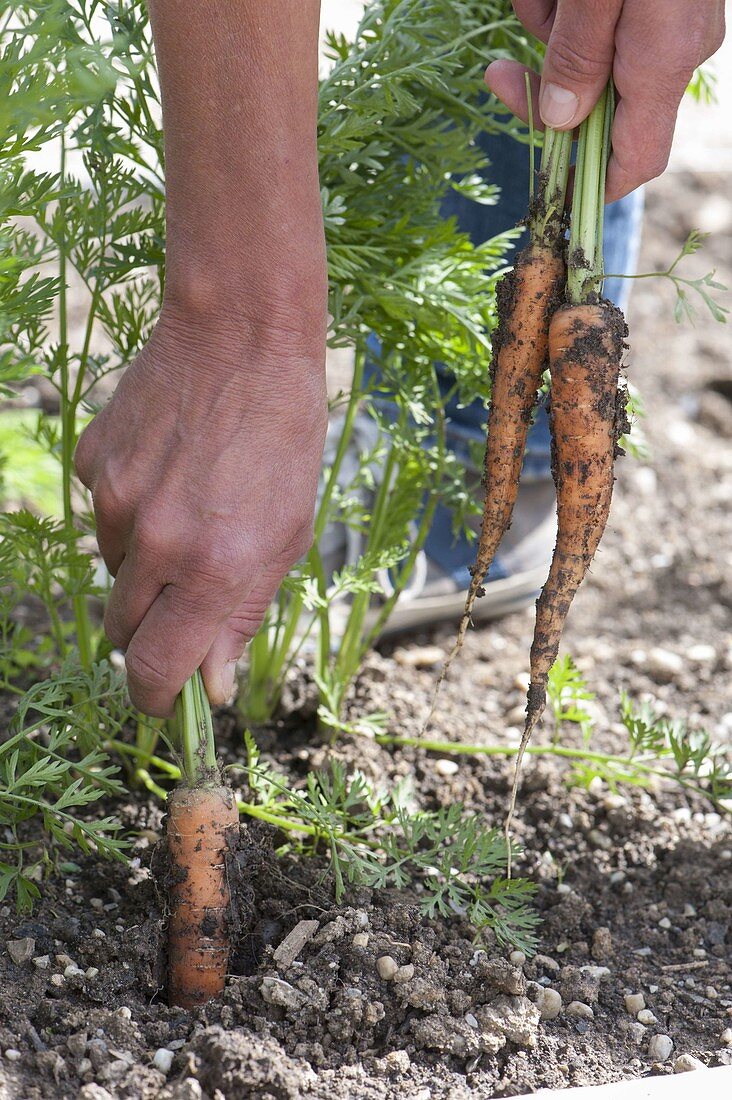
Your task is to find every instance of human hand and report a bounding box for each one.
[485,0,725,202]
[75,311,327,717]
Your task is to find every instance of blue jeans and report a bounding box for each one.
[370,130,644,581]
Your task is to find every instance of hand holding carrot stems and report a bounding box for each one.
[486,0,725,202]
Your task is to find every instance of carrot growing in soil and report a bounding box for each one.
[166,671,238,1009]
[422,118,572,729]
[505,84,627,871]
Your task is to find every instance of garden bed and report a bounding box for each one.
[1,172,731,1100]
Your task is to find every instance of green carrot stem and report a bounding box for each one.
[175,670,218,785]
[529,126,572,248]
[567,83,614,303]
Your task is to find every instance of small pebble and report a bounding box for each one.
[566,1001,594,1020]
[648,1034,674,1062]
[720,1028,732,1046]
[510,951,526,967]
[89,898,104,910]
[64,964,84,978]
[625,1022,647,1046]
[658,917,672,930]
[539,988,563,1020]
[465,1013,479,1029]
[33,956,50,970]
[4,1049,22,1062]
[116,1007,132,1020]
[394,644,445,668]
[674,1054,706,1073]
[384,1050,410,1075]
[646,647,684,678]
[55,954,74,968]
[625,993,646,1015]
[85,967,99,979]
[393,964,415,984]
[435,759,459,778]
[686,644,716,664]
[376,956,399,981]
[535,954,560,974]
[352,933,369,948]
[514,671,530,692]
[6,937,35,965]
[50,974,64,987]
[152,1049,174,1074]
[638,1009,658,1026]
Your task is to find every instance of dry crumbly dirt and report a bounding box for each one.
[1,172,731,1100]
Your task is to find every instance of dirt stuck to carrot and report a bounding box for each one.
[530,299,628,715]
[166,785,239,1009]
[504,299,628,865]
[423,244,566,719]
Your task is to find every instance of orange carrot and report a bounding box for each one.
[424,243,565,719]
[167,785,239,1008]
[505,300,627,865]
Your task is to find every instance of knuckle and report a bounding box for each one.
[187,541,243,593]
[229,608,268,645]
[134,514,176,564]
[125,644,169,698]
[286,522,315,564]
[73,427,97,487]
[638,146,670,183]
[547,32,610,85]
[103,605,127,649]
[94,478,133,529]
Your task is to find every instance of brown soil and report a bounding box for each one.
[1,171,731,1099]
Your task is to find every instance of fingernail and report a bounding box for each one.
[540,83,579,128]
[221,660,237,705]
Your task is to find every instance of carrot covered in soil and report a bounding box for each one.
[166,671,239,1009]
[423,125,572,727]
[505,84,626,868]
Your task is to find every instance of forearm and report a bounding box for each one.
[148,0,326,342]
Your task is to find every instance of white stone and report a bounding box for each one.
[4,1050,21,1062]
[638,1009,658,1026]
[625,993,646,1014]
[352,933,369,948]
[376,956,399,981]
[510,951,526,967]
[686,644,716,664]
[152,1049,174,1074]
[539,988,563,1020]
[435,758,459,777]
[648,1034,674,1062]
[393,964,415,984]
[646,647,684,678]
[32,955,50,970]
[674,1054,706,1072]
[566,1001,594,1019]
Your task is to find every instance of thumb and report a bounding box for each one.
[539,0,622,130]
